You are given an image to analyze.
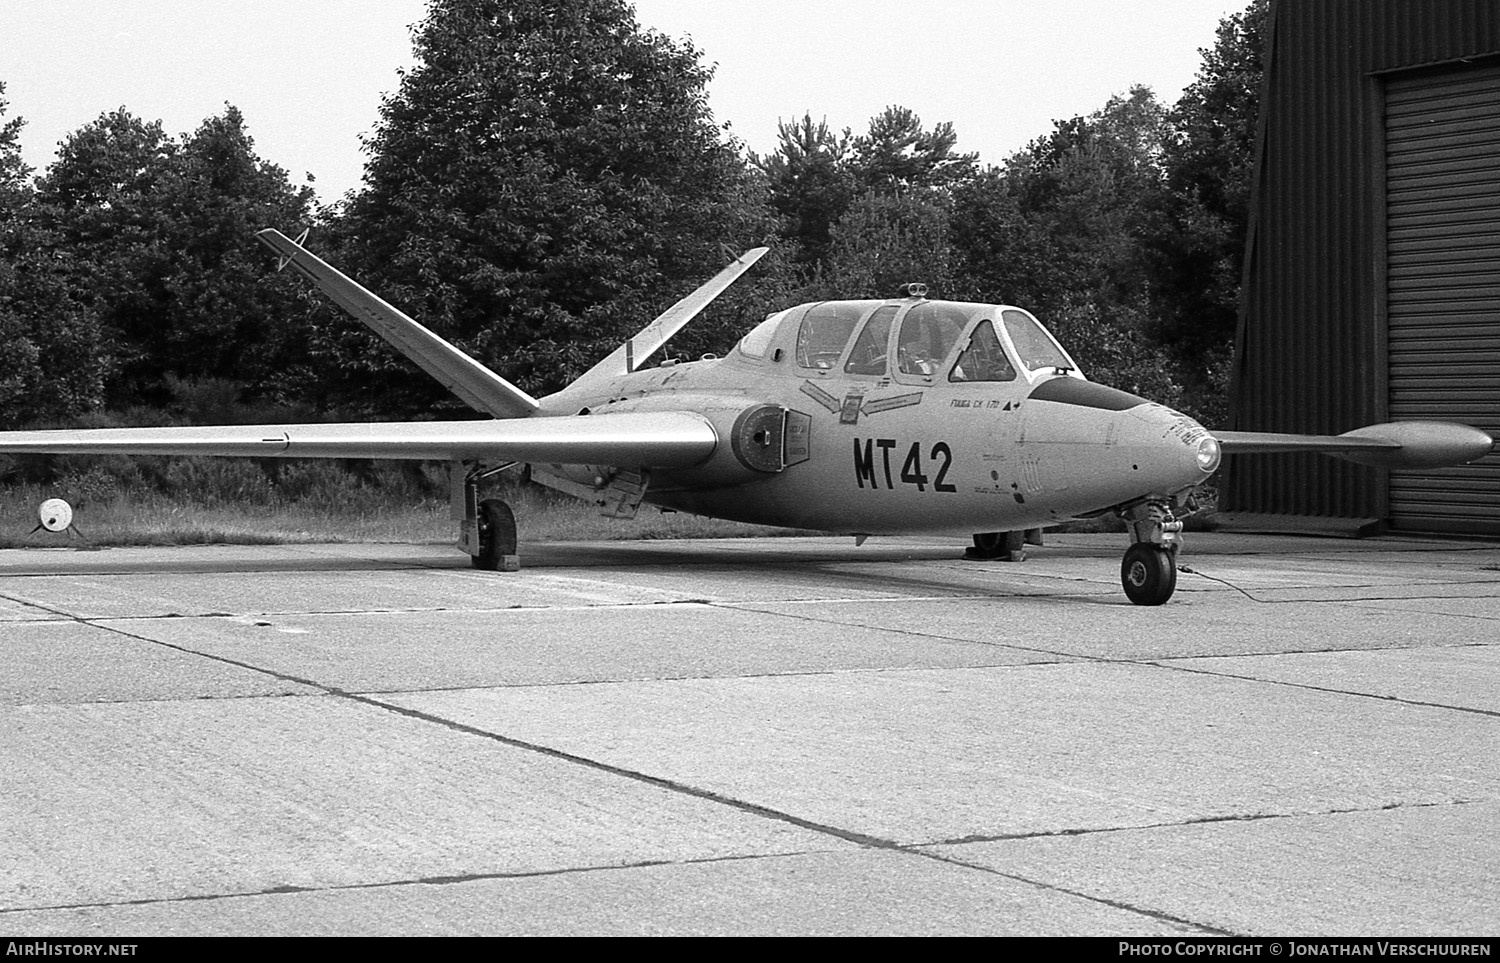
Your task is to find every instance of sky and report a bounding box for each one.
[3,0,1245,206]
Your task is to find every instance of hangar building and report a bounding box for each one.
[1222,0,1500,536]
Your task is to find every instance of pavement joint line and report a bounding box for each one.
[8,542,1498,932]
[723,591,1103,606]
[1143,660,1500,718]
[350,690,903,849]
[337,658,1090,697]
[4,612,1250,935]
[917,796,1491,848]
[351,691,1213,930]
[705,600,1500,717]
[813,566,1124,599]
[2,690,324,709]
[9,569,1490,620]
[9,607,464,624]
[1187,588,1500,605]
[701,599,1151,661]
[1149,639,1498,661]
[901,797,1494,932]
[1341,601,1500,623]
[704,600,1115,657]
[4,598,911,624]
[0,563,445,579]
[0,849,835,917]
[10,596,1017,622]
[17,587,1495,720]
[0,589,96,622]
[904,846,1231,936]
[18,582,1490,625]
[10,612,918,860]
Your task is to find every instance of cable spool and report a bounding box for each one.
[38,498,73,533]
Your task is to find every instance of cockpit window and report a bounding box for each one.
[736,311,784,359]
[796,302,865,369]
[897,303,973,376]
[949,320,1017,382]
[1001,309,1074,373]
[844,305,897,375]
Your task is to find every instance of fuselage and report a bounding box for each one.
[540,296,1220,536]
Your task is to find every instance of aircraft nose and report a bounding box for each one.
[1124,402,1221,488]
[1018,379,1220,512]
[1023,379,1219,480]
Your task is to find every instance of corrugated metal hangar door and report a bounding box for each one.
[1385,63,1500,535]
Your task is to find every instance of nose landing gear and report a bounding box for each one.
[1121,542,1177,606]
[1118,496,1192,605]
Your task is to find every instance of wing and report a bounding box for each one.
[564,246,770,393]
[256,229,541,420]
[0,412,717,467]
[1215,421,1494,469]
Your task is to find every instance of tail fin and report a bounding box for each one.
[565,246,769,394]
[257,229,541,420]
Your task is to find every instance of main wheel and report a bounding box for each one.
[1120,543,1177,606]
[967,530,1026,561]
[971,532,1004,557]
[473,498,519,571]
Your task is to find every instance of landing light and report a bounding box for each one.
[1197,436,1222,473]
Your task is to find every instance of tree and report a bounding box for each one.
[35,106,318,407]
[962,87,1167,318]
[768,107,977,298]
[948,167,1064,308]
[150,107,322,402]
[848,106,977,196]
[0,81,29,200]
[330,0,778,411]
[0,83,111,427]
[1141,0,1268,422]
[947,87,1189,410]
[753,114,855,274]
[817,191,954,299]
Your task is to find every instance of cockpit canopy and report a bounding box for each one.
[735,298,1081,383]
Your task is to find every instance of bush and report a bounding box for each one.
[160,457,275,506]
[55,465,126,507]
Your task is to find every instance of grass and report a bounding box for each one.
[0,455,1220,549]
[0,472,806,549]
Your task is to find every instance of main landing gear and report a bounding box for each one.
[473,498,519,571]
[455,462,520,572]
[965,529,1044,562]
[1117,497,1190,606]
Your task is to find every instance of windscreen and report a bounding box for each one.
[1001,309,1074,373]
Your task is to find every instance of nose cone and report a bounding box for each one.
[1019,379,1219,516]
[1024,378,1219,487]
[1124,403,1220,490]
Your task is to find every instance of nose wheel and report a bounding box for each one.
[1118,496,1193,605]
[1121,542,1178,605]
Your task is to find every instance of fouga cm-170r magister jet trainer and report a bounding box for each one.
[0,230,1493,604]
